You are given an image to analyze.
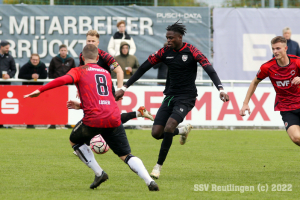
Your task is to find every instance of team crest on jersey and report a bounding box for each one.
[182,55,188,62]
[290,70,296,76]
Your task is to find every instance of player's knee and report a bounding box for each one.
[151,126,163,140]
[151,131,161,140]
[291,136,300,146]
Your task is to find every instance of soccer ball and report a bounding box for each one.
[90,134,110,154]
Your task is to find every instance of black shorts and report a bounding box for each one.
[280,108,300,131]
[70,121,131,157]
[153,95,196,126]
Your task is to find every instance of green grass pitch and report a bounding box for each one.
[0,129,299,199]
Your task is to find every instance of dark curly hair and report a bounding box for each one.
[166,20,187,36]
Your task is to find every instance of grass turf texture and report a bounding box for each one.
[0,129,299,200]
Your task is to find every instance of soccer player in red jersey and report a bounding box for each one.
[72,30,153,157]
[115,21,229,179]
[24,44,159,191]
[240,36,300,146]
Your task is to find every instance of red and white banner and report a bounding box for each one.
[0,85,68,124]
[0,85,283,127]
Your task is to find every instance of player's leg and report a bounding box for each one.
[286,125,300,146]
[281,109,300,146]
[151,97,195,179]
[120,106,154,124]
[101,124,159,191]
[69,120,108,189]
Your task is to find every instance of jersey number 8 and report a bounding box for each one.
[95,74,109,96]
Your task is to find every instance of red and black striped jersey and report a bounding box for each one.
[67,63,121,128]
[79,48,119,74]
[257,55,300,111]
[148,42,212,97]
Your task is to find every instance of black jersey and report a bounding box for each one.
[79,48,119,74]
[148,42,211,97]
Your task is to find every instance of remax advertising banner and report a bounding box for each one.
[0,85,283,128]
[213,8,300,80]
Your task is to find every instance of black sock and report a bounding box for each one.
[173,128,179,136]
[157,128,179,139]
[157,132,173,165]
[121,112,136,124]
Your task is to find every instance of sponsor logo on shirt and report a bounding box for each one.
[166,56,174,59]
[276,80,290,87]
[182,55,188,62]
[87,67,109,74]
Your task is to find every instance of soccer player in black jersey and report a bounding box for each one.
[115,21,229,179]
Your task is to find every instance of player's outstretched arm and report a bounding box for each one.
[24,75,74,99]
[113,66,124,88]
[24,90,41,98]
[240,77,261,116]
[67,100,81,110]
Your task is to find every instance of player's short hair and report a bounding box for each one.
[59,44,67,50]
[166,20,187,36]
[30,53,40,59]
[82,44,98,60]
[282,27,291,34]
[271,36,287,45]
[86,30,100,39]
[117,20,126,27]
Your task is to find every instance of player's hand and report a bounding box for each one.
[115,89,125,101]
[291,76,300,85]
[240,104,251,116]
[219,91,229,102]
[67,100,81,110]
[24,90,41,98]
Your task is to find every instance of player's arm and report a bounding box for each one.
[101,50,124,88]
[115,48,164,101]
[112,65,124,88]
[202,65,229,102]
[191,45,229,102]
[239,77,262,116]
[24,68,79,98]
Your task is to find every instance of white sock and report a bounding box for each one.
[178,127,185,135]
[76,144,103,177]
[136,111,141,118]
[127,157,153,185]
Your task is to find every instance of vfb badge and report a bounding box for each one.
[182,55,188,62]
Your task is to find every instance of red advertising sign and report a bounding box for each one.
[0,86,68,124]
